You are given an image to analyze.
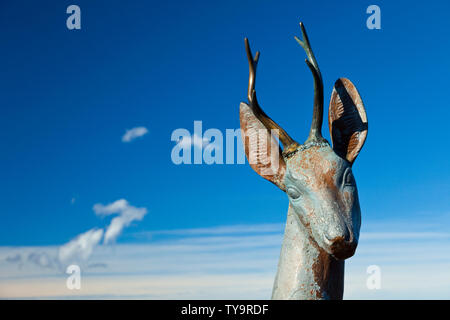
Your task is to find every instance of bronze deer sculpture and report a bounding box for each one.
[239,23,368,300]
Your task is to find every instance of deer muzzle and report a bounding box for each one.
[325,234,358,260]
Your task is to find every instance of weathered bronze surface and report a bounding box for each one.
[239,22,368,300]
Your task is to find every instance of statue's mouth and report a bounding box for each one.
[328,237,357,260]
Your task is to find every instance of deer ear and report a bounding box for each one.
[240,102,286,191]
[328,78,368,165]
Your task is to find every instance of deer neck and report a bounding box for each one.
[271,204,344,300]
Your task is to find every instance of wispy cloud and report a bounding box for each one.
[132,223,284,240]
[93,199,147,244]
[1,217,450,299]
[121,126,148,143]
[58,228,104,267]
[2,199,147,274]
[27,251,56,269]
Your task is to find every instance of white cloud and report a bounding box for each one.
[2,217,450,299]
[132,223,284,239]
[3,199,148,273]
[121,126,148,143]
[58,228,104,267]
[93,199,147,244]
[93,199,128,215]
[27,252,56,269]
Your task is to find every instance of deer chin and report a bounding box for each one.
[329,238,357,260]
[320,235,358,260]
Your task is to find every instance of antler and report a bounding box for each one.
[295,22,325,143]
[245,38,260,104]
[244,38,299,155]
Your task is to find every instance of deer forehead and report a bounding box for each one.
[285,144,348,190]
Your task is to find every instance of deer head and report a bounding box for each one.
[240,23,368,261]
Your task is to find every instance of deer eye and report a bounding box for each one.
[343,169,355,187]
[287,187,301,200]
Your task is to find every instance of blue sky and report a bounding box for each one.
[1,0,450,298]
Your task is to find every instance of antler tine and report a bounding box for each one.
[244,38,298,155]
[245,38,260,104]
[295,22,325,143]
